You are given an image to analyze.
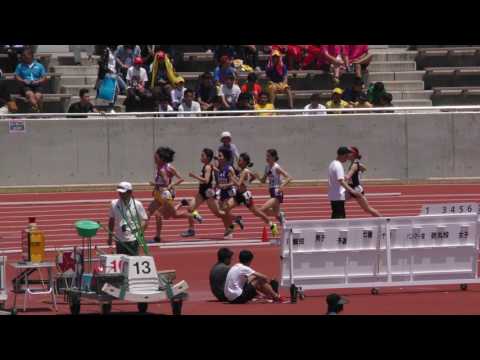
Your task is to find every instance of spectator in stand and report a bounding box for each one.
[241,72,263,104]
[114,45,141,82]
[377,93,394,113]
[342,45,372,79]
[96,45,127,97]
[302,45,325,69]
[223,249,283,304]
[3,45,27,73]
[68,88,98,115]
[214,55,237,85]
[214,45,237,63]
[326,88,351,110]
[235,45,260,71]
[196,72,217,111]
[254,92,275,116]
[171,77,186,110]
[211,96,224,114]
[303,45,345,85]
[150,51,180,97]
[266,50,294,109]
[219,74,241,110]
[124,56,153,112]
[0,78,17,114]
[342,77,366,107]
[14,47,48,112]
[236,92,254,112]
[271,45,306,70]
[157,94,175,116]
[304,93,327,115]
[368,82,387,107]
[209,248,234,302]
[355,93,373,109]
[178,89,201,116]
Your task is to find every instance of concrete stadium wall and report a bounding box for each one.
[1,113,480,186]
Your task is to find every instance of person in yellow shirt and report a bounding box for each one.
[326,88,351,111]
[254,92,275,116]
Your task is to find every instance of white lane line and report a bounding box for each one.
[0,192,401,206]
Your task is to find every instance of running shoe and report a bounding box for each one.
[270,223,279,237]
[192,210,203,224]
[234,216,244,231]
[278,211,286,226]
[180,229,195,238]
[274,296,289,304]
[223,234,233,240]
[180,199,189,207]
[224,225,235,237]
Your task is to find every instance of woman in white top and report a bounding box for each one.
[256,149,292,225]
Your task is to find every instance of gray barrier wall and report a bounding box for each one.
[1,113,479,186]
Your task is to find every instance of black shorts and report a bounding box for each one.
[198,186,215,201]
[116,241,139,256]
[219,188,236,202]
[331,201,346,219]
[269,188,284,204]
[234,190,254,208]
[20,83,44,97]
[230,282,257,304]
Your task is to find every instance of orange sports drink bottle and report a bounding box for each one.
[21,217,45,263]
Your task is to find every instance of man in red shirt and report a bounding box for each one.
[240,72,262,104]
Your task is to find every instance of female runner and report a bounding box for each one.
[257,149,293,225]
[147,147,202,243]
[345,146,382,217]
[226,153,279,236]
[180,148,230,237]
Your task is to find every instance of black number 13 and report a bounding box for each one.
[133,261,152,275]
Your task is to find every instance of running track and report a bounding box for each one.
[3,183,480,315]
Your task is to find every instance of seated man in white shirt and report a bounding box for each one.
[219,74,241,110]
[224,250,284,304]
[108,181,148,255]
[303,93,326,115]
[178,89,201,117]
[125,56,152,112]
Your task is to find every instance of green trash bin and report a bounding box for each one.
[75,220,100,238]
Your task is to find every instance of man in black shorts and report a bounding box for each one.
[209,248,234,301]
[223,250,283,304]
[328,146,360,219]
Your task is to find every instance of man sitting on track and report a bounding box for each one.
[209,247,234,302]
[224,250,284,304]
[108,181,148,256]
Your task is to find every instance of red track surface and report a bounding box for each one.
[2,183,480,315]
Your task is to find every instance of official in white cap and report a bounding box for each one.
[108,181,148,255]
[218,131,240,167]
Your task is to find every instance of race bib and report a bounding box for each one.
[228,188,237,197]
[243,191,253,201]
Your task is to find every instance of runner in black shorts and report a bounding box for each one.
[180,148,229,237]
[225,153,279,236]
[345,146,382,217]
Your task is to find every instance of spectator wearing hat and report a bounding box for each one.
[108,181,148,256]
[218,131,240,167]
[150,51,177,97]
[219,74,241,110]
[171,77,186,110]
[328,147,360,219]
[196,72,217,111]
[342,77,367,107]
[254,91,275,116]
[326,293,349,315]
[124,56,153,112]
[241,72,263,104]
[266,50,294,109]
[326,88,351,110]
[270,45,306,70]
[214,56,237,85]
[178,89,201,116]
[304,93,327,115]
[209,247,234,301]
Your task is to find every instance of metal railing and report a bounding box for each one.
[0,105,480,119]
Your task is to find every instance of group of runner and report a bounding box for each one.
[146,132,293,242]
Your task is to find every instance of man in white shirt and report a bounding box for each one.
[224,250,283,304]
[219,74,241,110]
[304,93,327,115]
[178,89,201,116]
[126,57,148,89]
[328,146,360,219]
[108,181,148,255]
